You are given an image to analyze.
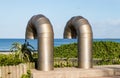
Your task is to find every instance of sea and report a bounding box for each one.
[0,38,120,51]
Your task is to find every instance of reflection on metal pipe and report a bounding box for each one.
[64,16,93,69]
[25,14,54,71]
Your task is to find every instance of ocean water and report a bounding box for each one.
[0,38,120,51]
[0,39,77,51]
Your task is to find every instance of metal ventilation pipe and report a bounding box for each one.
[25,14,54,71]
[64,16,93,69]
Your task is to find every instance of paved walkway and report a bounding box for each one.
[31,65,120,78]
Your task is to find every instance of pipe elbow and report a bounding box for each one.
[25,14,54,39]
[64,16,92,38]
[75,18,92,34]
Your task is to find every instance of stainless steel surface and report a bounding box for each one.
[64,16,93,69]
[25,14,54,71]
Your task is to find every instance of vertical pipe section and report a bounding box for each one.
[25,14,54,71]
[64,16,93,69]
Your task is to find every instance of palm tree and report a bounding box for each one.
[10,40,35,62]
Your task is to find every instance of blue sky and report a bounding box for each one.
[0,0,120,38]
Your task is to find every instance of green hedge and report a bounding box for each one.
[54,43,77,58]
[93,41,120,59]
[54,41,120,65]
[1,41,120,66]
[54,41,120,59]
[0,54,23,66]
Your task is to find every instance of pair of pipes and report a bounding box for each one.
[25,14,93,71]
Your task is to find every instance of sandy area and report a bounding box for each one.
[0,51,12,54]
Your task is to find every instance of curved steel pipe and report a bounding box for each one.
[25,14,54,71]
[64,16,93,69]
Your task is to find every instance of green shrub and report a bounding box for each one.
[21,70,31,78]
[1,41,120,66]
[93,41,120,59]
[54,41,120,59]
[0,54,22,66]
[54,43,77,58]
[54,41,120,65]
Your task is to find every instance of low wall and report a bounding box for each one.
[0,63,34,78]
